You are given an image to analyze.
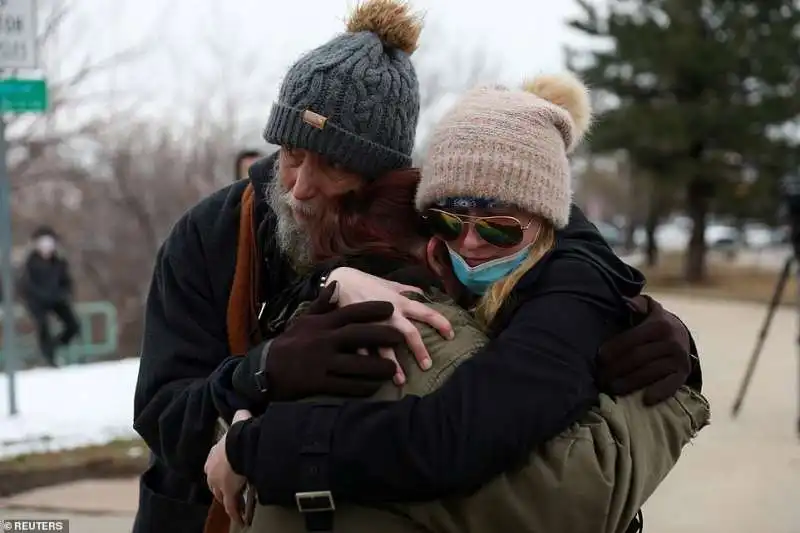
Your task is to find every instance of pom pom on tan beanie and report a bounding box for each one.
[416,72,592,228]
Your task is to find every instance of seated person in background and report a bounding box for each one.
[18,226,80,368]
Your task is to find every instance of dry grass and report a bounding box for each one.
[0,437,148,497]
[640,252,795,306]
[0,437,146,473]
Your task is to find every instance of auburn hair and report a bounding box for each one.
[306,167,556,329]
[309,168,430,263]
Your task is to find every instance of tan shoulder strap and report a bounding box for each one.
[226,183,260,356]
[205,183,260,533]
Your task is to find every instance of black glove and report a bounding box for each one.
[597,294,694,406]
[233,283,401,403]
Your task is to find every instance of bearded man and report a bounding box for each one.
[132,2,700,532]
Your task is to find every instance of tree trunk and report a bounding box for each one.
[624,222,637,254]
[645,210,659,267]
[644,182,663,266]
[685,177,713,283]
[623,156,637,253]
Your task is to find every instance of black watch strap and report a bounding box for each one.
[254,339,274,394]
[232,339,274,405]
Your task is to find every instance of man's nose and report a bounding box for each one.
[291,159,319,201]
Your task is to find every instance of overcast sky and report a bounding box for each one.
[48,0,599,146]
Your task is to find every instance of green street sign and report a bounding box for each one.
[0,78,47,113]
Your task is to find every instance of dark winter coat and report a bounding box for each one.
[231,265,710,533]
[19,251,73,311]
[131,154,701,532]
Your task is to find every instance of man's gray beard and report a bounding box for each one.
[265,160,314,271]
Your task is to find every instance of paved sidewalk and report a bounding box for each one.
[1,294,798,532]
[640,294,800,533]
[1,509,134,533]
[0,478,137,532]
[1,478,138,514]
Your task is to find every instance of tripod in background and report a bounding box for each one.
[732,172,800,437]
[730,254,800,435]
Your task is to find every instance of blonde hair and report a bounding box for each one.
[473,222,556,328]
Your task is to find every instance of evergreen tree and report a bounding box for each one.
[568,0,800,281]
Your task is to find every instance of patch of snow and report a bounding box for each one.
[0,359,141,458]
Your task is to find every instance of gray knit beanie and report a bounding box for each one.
[416,73,593,228]
[264,0,422,178]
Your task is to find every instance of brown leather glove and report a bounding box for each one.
[232,283,400,403]
[597,294,694,406]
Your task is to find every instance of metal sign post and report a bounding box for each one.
[0,111,14,415]
[0,0,40,417]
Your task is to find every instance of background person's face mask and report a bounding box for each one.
[447,243,532,295]
[35,236,56,256]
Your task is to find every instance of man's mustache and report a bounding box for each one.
[281,191,317,217]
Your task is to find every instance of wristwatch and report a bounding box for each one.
[253,339,274,396]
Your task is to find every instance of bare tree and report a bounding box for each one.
[8,0,158,195]
[411,22,504,163]
[6,0,169,355]
[8,14,508,359]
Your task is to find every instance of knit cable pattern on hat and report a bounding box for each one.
[264,31,419,178]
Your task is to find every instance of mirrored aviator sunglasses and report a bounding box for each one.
[423,208,529,248]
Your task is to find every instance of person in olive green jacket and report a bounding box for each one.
[232,289,708,533]
[220,167,709,533]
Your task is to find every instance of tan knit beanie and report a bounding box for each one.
[415,72,592,228]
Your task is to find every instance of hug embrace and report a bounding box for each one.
[132,1,709,533]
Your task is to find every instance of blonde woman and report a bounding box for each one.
[210,74,706,533]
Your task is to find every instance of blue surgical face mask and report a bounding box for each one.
[447,244,532,295]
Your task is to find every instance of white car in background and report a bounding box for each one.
[631,219,753,251]
[593,221,624,249]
